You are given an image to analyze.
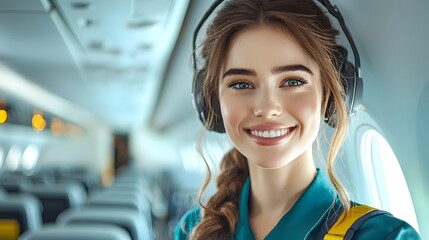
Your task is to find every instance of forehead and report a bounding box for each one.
[224,26,319,73]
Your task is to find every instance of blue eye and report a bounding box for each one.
[229,82,254,90]
[282,78,308,87]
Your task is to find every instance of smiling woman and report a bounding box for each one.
[175,0,421,239]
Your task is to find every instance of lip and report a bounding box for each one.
[245,124,296,146]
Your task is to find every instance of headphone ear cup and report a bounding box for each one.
[192,70,206,126]
[337,46,356,112]
[192,69,226,133]
[211,99,226,133]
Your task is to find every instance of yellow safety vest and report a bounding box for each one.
[324,205,387,240]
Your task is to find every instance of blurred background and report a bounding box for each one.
[0,0,428,239]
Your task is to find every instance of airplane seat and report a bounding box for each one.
[23,182,86,223]
[54,178,88,196]
[86,191,153,232]
[88,189,142,203]
[18,224,131,240]
[104,172,154,232]
[115,173,145,182]
[110,181,143,191]
[85,193,151,218]
[115,165,143,178]
[114,169,150,188]
[0,176,32,193]
[88,191,144,205]
[54,172,101,194]
[0,195,42,239]
[109,181,153,204]
[56,207,151,240]
[27,173,56,185]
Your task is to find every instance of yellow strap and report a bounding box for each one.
[324,205,376,240]
[0,219,20,240]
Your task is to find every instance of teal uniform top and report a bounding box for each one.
[174,170,421,239]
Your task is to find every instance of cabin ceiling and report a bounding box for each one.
[0,0,191,133]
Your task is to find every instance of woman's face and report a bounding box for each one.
[218,26,323,169]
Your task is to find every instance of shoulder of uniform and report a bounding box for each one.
[354,211,421,239]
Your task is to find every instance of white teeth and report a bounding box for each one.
[250,129,289,138]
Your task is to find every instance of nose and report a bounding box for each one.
[253,90,283,118]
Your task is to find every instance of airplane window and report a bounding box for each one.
[361,129,420,233]
[20,144,40,171]
[4,145,23,171]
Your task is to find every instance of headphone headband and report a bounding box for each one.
[192,0,224,71]
[316,0,362,117]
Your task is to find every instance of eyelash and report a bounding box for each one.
[227,80,254,90]
[281,77,309,88]
[226,77,308,90]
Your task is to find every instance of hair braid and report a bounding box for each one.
[192,148,249,239]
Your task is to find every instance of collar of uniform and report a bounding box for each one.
[234,169,338,240]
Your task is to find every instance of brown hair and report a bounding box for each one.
[192,0,349,239]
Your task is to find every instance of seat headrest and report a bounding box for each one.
[19,224,131,240]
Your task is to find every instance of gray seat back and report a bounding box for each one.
[56,207,150,240]
[0,194,42,237]
[19,224,131,240]
[0,176,32,193]
[24,182,86,223]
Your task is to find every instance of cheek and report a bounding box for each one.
[219,94,240,129]
[288,91,322,124]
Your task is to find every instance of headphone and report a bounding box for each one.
[192,0,363,133]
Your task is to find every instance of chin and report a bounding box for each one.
[250,157,293,170]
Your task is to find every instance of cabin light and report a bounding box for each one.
[5,145,22,171]
[32,113,46,132]
[63,123,84,137]
[68,124,83,136]
[51,118,65,136]
[21,144,40,171]
[0,109,7,124]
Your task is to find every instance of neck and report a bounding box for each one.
[248,150,317,217]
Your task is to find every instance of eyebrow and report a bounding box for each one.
[272,64,313,75]
[222,64,313,79]
[222,68,256,79]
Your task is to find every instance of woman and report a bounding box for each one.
[175,0,421,239]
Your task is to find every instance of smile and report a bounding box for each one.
[246,126,296,146]
[250,129,289,138]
